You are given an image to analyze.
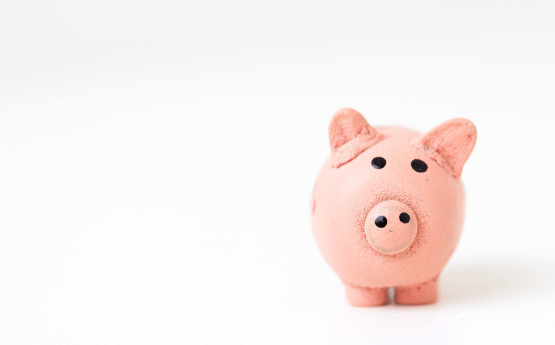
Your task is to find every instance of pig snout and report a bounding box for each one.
[364,200,418,255]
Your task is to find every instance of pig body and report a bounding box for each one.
[311,109,476,306]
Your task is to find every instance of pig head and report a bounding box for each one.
[311,108,477,289]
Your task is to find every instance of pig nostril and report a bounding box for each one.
[375,216,387,228]
[399,212,410,224]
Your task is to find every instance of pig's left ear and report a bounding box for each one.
[329,108,384,168]
[415,118,477,178]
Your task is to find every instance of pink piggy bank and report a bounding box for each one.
[311,108,477,306]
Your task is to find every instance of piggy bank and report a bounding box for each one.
[311,108,477,306]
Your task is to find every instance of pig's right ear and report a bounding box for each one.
[413,118,477,178]
[329,108,384,168]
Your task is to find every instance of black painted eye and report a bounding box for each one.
[411,159,428,173]
[375,216,387,228]
[371,157,386,169]
[399,212,410,224]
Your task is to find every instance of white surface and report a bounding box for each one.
[1,1,555,344]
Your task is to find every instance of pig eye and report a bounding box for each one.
[371,157,386,169]
[411,159,428,173]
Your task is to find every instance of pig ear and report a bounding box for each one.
[416,118,477,177]
[329,108,383,168]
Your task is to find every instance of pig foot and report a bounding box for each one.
[394,276,439,305]
[344,284,389,307]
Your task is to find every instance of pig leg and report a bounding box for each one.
[394,275,439,305]
[344,284,389,306]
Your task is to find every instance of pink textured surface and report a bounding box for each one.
[312,108,477,306]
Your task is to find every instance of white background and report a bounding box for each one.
[1,1,554,344]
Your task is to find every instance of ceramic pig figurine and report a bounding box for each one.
[311,108,477,306]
